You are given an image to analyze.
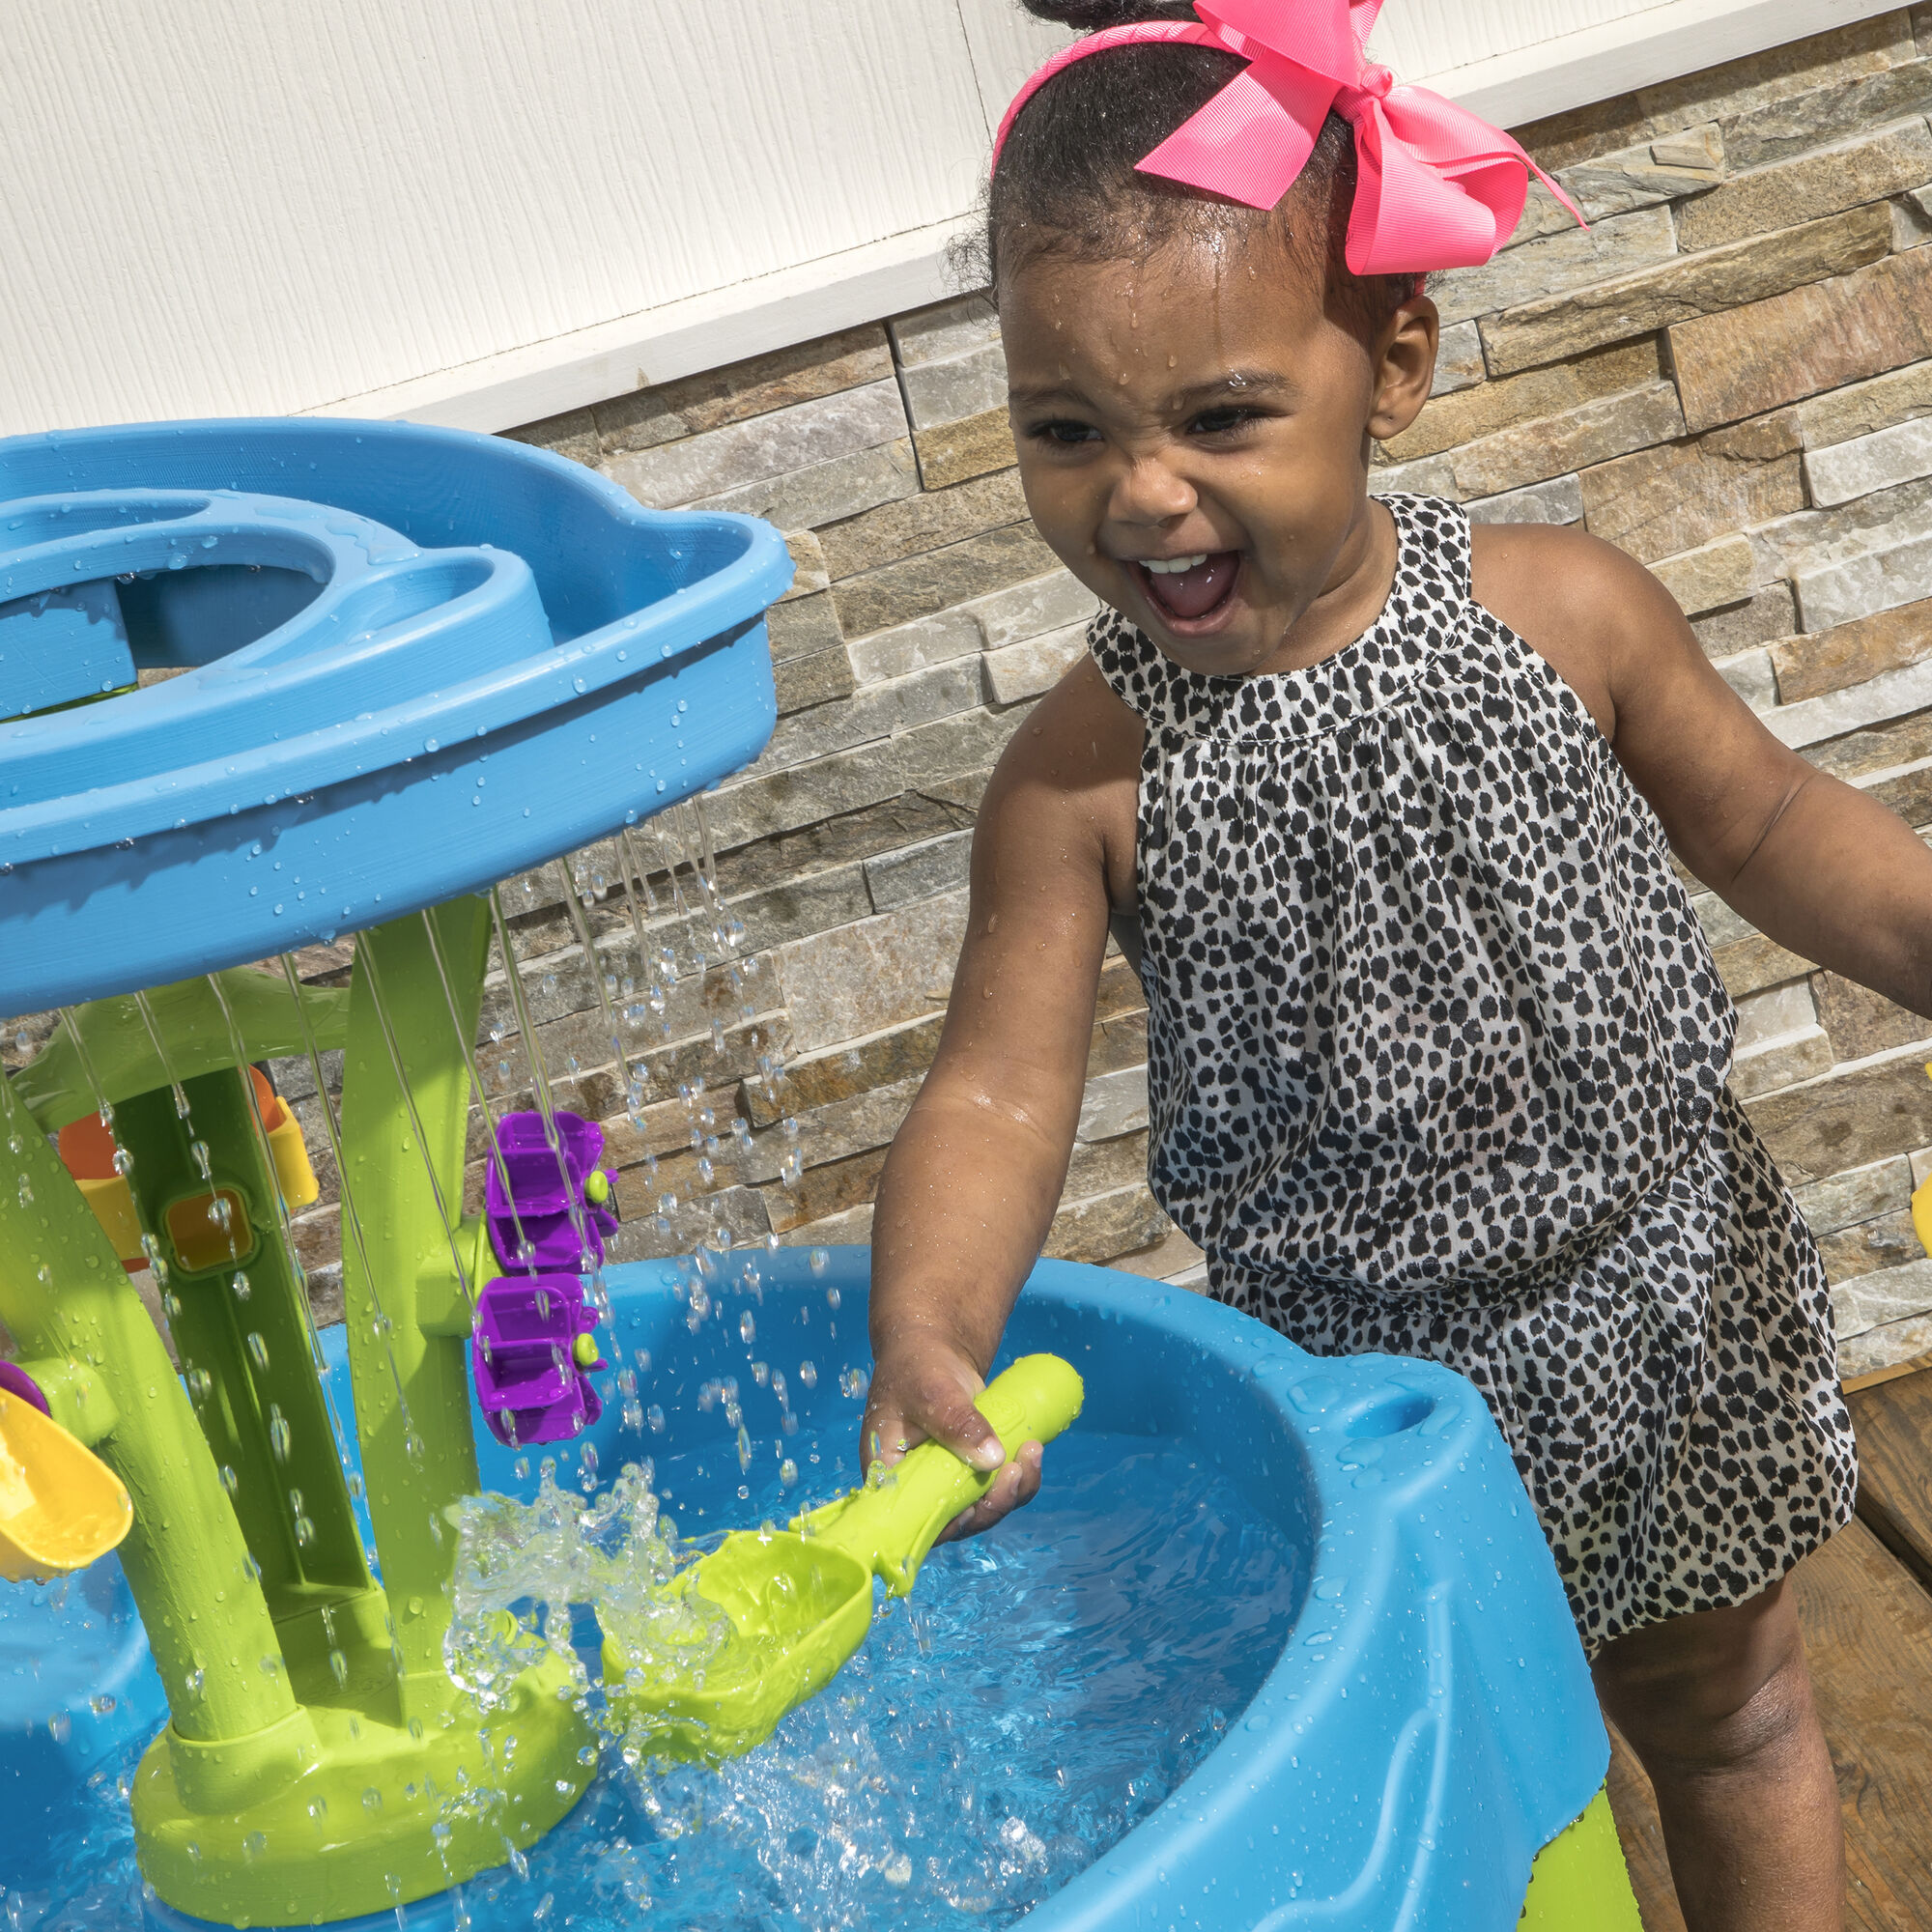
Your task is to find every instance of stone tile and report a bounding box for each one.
[982,618,1088,704]
[606,379,908,509]
[1817,972,1932,1061]
[890,293,1000,367]
[592,325,895,454]
[1668,243,1932,432]
[895,698,1040,788]
[916,765,998,814]
[915,410,1018,490]
[1385,338,1662,463]
[847,605,984,685]
[1747,469,1932,582]
[1432,321,1486,394]
[763,1145,890,1236]
[1369,452,1457,497]
[1559,124,1728,221]
[1076,1064,1149,1143]
[1771,595,1932,701]
[703,738,907,853]
[766,590,842,665]
[1650,535,1757,616]
[1675,118,1932,252]
[1485,202,1893,378]
[1729,1023,1834,1098]
[776,889,970,1054]
[1579,414,1804,563]
[1793,1153,1914,1236]
[968,568,1099,650]
[1043,1183,1168,1265]
[1893,189,1932,249]
[724,864,875,954]
[714,793,975,902]
[1796,527,1932,631]
[691,440,920,533]
[1712,932,1816,1000]
[607,1184,771,1262]
[1514,13,1915,173]
[1449,382,1688,498]
[773,644,856,716]
[1429,207,1678,327]
[780,530,829,603]
[1105,1225,1208,1282]
[1064,1129,1151,1199]
[742,1010,947,1128]
[1746,1038,1932,1184]
[1804,701,1932,788]
[1807,415,1932,507]
[1735,978,1819,1054]
[819,468,1028,581]
[1719,56,1932,170]
[1830,1249,1932,1330]
[1839,1304,1932,1378]
[503,408,598,466]
[1716,646,1777,709]
[864,828,974,913]
[1465,474,1584,526]
[833,523,1060,639]
[1764,657,1932,751]
[746,659,980,781]
[1691,581,1798,658]
[776,1199,874,1246]
[899,341,1008,430]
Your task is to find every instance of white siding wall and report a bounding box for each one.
[0,0,1892,435]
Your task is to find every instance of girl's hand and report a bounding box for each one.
[861,1332,1045,1543]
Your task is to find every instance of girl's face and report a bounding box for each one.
[1001,232,1436,677]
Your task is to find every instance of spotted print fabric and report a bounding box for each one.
[1091,495,1857,1650]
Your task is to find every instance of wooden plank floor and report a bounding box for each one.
[1606,1374,1932,1930]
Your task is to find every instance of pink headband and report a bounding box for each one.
[991,0,1582,276]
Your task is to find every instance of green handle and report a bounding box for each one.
[799,1353,1084,1595]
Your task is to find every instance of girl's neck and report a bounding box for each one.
[1245,496,1397,678]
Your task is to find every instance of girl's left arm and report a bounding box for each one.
[1486,526,1932,1017]
[1609,546,1932,1013]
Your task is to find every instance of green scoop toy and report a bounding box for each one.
[601,1352,1084,1762]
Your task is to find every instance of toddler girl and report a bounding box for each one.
[865,4,1915,1926]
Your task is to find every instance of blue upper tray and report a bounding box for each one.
[0,419,790,1013]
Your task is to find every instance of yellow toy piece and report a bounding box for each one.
[0,1385,133,1583]
[56,1065,318,1270]
[1914,1063,1932,1261]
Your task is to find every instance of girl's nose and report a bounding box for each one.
[1110,455,1197,526]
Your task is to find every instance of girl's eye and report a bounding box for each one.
[1027,418,1101,446]
[1190,407,1260,436]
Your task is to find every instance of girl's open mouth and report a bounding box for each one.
[1131,552,1242,632]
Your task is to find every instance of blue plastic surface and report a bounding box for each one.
[0,419,791,1013]
[9,1252,1606,1929]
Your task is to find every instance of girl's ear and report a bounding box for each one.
[1366,295,1440,445]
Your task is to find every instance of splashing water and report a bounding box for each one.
[3,1429,1296,1932]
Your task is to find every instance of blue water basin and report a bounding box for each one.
[1,1249,1605,1928]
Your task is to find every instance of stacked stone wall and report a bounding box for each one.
[14,10,1932,1383]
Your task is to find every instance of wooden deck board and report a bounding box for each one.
[1849,1371,1932,1592]
[1605,1517,1932,1930]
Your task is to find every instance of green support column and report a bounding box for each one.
[0,1071,316,1799]
[336,899,494,1711]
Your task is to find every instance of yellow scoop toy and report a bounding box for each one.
[0,1381,133,1583]
[602,1353,1083,1762]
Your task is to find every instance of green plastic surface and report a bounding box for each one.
[603,1353,1085,1763]
[1518,1788,1644,1929]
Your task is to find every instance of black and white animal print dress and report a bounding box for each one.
[1091,495,1857,1651]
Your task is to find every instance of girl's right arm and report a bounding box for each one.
[861,660,1134,1534]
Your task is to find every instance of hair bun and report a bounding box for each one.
[1019,2,1203,27]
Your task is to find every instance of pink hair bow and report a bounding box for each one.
[991,0,1582,276]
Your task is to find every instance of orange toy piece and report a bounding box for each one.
[56,1066,318,1272]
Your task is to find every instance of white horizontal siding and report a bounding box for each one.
[0,0,1890,436]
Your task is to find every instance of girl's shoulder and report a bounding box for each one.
[1466,519,1691,740]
